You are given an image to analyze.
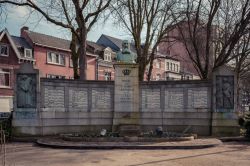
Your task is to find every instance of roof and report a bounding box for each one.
[25,30,104,53]
[101,34,137,53]
[0,28,22,59]
[87,40,105,51]
[11,36,32,49]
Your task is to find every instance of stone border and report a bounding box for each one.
[36,138,221,150]
[220,136,250,142]
[61,135,194,142]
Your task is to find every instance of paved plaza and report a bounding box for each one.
[1,141,250,166]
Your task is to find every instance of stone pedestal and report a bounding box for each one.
[13,63,42,136]
[112,63,140,136]
[212,66,239,136]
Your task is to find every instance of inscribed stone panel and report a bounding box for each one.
[44,86,65,108]
[69,88,88,109]
[141,89,161,109]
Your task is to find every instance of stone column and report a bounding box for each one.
[211,65,239,136]
[112,63,140,136]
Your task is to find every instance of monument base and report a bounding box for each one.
[211,112,240,136]
[112,112,141,136]
[119,125,141,137]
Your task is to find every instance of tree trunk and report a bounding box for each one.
[72,56,79,79]
[139,60,146,81]
[147,54,154,81]
[79,28,87,80]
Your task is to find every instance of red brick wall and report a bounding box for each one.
[150,59,166,80]
[33,45,96,80]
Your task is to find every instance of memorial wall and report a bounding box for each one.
[12,64,239,136]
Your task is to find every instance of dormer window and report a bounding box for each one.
[0,44,9,57]
[24,48,32,58]
[104,51,112,62]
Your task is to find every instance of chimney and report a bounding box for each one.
[20,26,29,37]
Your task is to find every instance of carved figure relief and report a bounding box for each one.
[216,76,234,109]
[17,74,36,108]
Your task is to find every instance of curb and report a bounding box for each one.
[36,139,221,150]
[220,136,250,142]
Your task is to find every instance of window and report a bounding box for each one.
[0,44,9,56]
[47,74,65,79]
[166,62,169,70]
[173,64,176,71]
[104,51,112,62]
[170,63,173,71]
[0,69,10,88]
[156,74,161,81]
[47,52,65,65]
[24,49,32,58]
[104,72,111,80]
[176,64,178,72]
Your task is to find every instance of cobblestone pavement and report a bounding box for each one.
[1,141,250,166]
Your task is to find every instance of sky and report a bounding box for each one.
[0,5,131,42]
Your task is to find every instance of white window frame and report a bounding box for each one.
[47,74,66,79]
[166,62,169,71]
[104,51,112,62]
[24,48,32,58]
[0,44,9,57]
[47,52,65,66]
[0,69,10,88]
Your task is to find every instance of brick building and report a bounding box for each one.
[20,27,97,80]
[158,21,201,80]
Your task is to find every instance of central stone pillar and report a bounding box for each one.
[113,63,140,136]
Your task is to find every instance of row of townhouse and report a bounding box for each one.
[0,26,198,113]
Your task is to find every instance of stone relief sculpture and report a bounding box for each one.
[116,40,136,63]
[216,76,234,109]
[17,74,36,108]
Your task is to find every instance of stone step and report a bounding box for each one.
[119,125,141,137]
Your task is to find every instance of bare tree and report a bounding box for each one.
[111,0,177,81]
[169,0,250,79]
[0,0,111,80]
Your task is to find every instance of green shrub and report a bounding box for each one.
[239,111,250,137]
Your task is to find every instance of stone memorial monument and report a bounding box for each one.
[212,65,239,136]
[13,63,41,135]
[113,40,140,136]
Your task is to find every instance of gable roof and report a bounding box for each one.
[98,34,137,53]
[0,28,22,59]
[24,30,104,55]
